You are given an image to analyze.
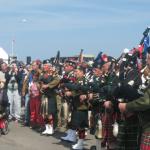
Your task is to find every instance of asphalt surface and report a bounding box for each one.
[0,121,98,150]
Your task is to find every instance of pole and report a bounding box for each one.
[11,39,15,57]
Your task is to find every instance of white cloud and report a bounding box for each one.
[0,5,149,34]
[0,0,150,59]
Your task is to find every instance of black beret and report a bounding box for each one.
[43,59,51,64]
[75,65,86,73]
[65,60,76,67]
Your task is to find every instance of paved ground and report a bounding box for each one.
[0,121,100,150]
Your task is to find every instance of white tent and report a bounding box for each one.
[0,47,9,63]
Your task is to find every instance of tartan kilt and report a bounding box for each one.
[116,115,140,150]
[101,111,115,144]
[70,110,88,129]
[40,95,57,118]
[140,133,150,150]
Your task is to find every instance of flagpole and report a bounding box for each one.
[11,39,14,57]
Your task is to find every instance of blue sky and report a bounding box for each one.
[0,0,150,61]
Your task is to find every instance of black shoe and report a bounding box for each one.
[90,146,96,150]
[36,127,44,133]
[22,122,30,127]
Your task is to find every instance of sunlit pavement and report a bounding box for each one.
[0,121,105,150]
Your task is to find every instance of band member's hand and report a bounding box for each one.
[65,91,72,97]
[87,93,93,100]
[64,87,69,91]
[118,103,127,113]
[41,84,49,89]
[103,101,112,109]
[80,94,87,102]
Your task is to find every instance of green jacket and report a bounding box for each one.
[126,88,150,132]
[41,75,60,97]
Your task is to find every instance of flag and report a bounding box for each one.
[140,27,150,45]
[143,35,150,54]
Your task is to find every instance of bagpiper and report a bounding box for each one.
[40,60,60,135]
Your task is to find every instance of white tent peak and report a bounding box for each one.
[0,47,9,63]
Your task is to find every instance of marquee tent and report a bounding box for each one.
[0,47,9,63]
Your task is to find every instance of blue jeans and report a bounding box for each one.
[24,94,30,124]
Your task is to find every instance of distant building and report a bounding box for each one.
[50,54,95,63]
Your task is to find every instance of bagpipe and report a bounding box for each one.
[62,81,106,111]
[39,72,55,96]
[55,83,74,104]
[140,27,150,45]
[140,27,150,66]
[109,27,150,103]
